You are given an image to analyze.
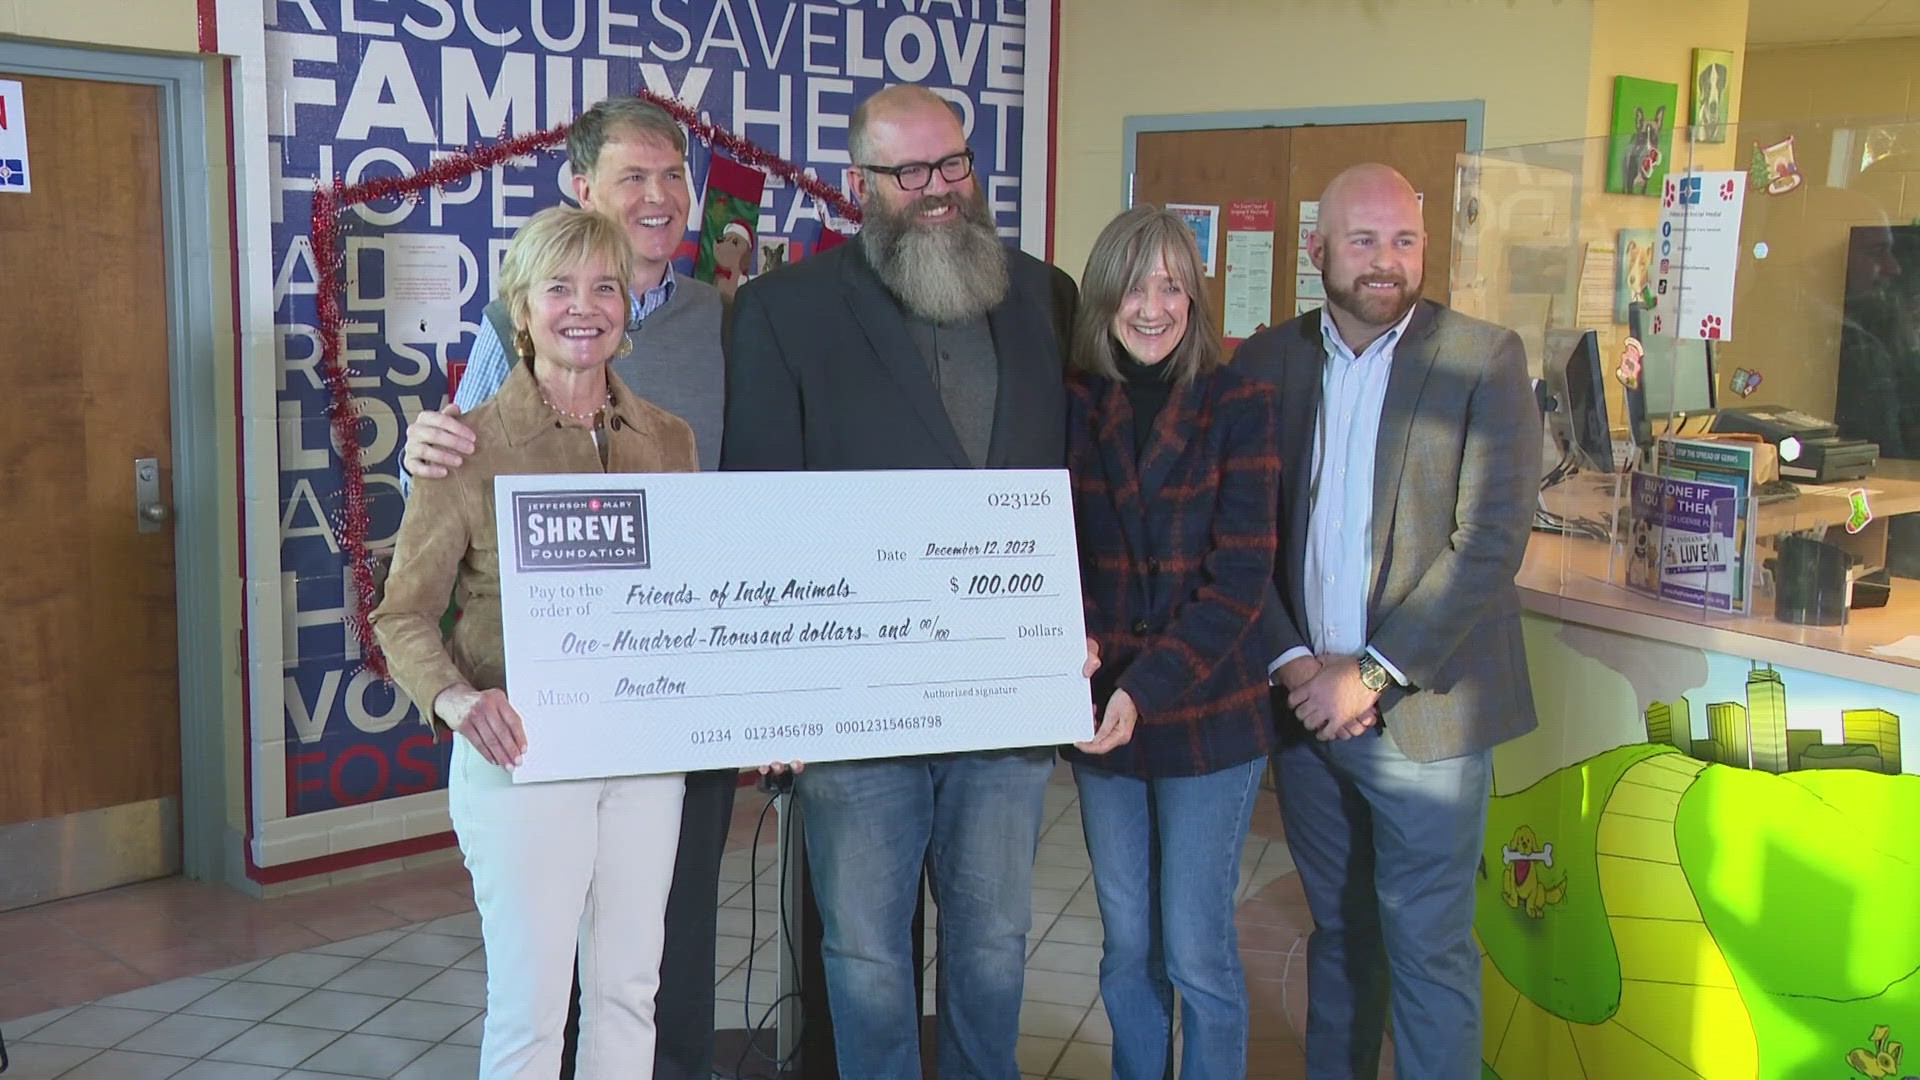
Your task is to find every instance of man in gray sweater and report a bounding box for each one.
[399,97,728,1080]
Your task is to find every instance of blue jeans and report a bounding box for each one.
[796,747,1053,1080]
[1075,759,1264,1080]
[1273,728,1493,1080]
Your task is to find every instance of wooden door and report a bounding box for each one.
[0,72,181,909]
[1132,120,1467,347]
[1287,121,1465,313]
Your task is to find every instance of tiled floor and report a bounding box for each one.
[1,768,1325,1078]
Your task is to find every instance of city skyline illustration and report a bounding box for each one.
[1643,652,1912,774]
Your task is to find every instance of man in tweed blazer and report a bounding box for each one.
[1233,164,1541,1079]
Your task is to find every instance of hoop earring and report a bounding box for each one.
[514,329,535,361]
[616,334,634,359]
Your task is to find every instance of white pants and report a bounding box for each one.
[449,737,685,1080]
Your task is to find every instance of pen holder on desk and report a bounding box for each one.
[1772,535,1850,626]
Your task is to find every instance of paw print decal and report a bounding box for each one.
[1700,315,1724,339]
[1652,315,1664,335]
[1719,178,1738,200]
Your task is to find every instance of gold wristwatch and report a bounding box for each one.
[1357,653,1391,693]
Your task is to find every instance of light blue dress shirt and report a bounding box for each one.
[1273,306,1416,684]
[399,269,676,497]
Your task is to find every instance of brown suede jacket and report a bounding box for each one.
[371,360,698,728]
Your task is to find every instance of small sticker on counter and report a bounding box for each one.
[1847,489,1874,535]
[1616,337,1644,390]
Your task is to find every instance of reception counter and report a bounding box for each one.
[1472,468,1920,1080]
[1523,459,1920,689]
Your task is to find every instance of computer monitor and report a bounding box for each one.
[1629,303,1717,417]
[1543,328,1618,474]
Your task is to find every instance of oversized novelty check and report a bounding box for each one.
[493,470,1091,782]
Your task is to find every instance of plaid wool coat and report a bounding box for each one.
[1061,363,1283,779]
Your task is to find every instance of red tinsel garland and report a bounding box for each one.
[309,92,861,677]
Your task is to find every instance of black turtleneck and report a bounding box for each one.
[1116,351,1176,457]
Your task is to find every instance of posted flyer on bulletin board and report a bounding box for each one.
[1222,199,1276,343]
[1622,438,1757,613]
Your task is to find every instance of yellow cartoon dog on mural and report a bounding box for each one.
[1500,825,1567,918]
[1846,1024,1908,1078]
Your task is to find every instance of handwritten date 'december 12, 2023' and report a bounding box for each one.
[492,470,1093,783]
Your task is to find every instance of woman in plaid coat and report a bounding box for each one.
[1063,205,1282,1080]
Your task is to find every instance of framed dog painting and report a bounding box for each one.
[1615,228,1658,324]
[1691,48,1733,143]
[1608,76,1679,196]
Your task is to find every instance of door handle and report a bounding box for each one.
[135,457,171,533]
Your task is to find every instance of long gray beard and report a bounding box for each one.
[861,192,1009,323]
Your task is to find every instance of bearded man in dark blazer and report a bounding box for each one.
[720,85,1081,1080]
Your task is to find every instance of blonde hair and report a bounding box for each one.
[1070,205,1220,385]
[497,206,635,341]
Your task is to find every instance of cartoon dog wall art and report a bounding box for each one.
[1692,50,1731,143]
[1500,825,1568,918]
[1610,77,1679,196]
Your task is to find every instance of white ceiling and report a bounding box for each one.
[1747,0,1920,47]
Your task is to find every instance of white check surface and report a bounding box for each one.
[493,470,1091,782]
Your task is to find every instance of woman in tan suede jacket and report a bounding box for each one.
[371,205,694,1080]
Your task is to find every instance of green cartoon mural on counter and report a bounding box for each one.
[1475,615,1920,1080]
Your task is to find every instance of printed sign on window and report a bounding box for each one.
[0,81,31,193]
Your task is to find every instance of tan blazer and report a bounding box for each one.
[371,361,699,727]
